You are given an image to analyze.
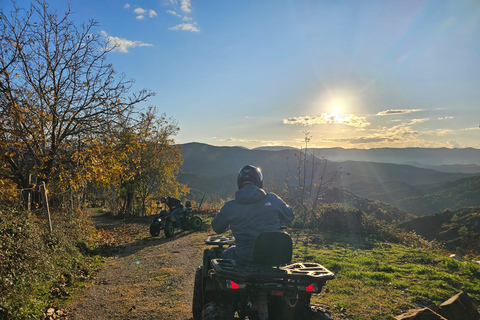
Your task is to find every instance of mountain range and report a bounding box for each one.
[179,143,480,217]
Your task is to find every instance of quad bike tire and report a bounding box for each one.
[192,266,203,320]
[149,222,161,237]
[164,220,175,238]
[190,215,203,231]
[201,301,234,320]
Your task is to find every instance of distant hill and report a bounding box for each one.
[179,143,475,210]
[256,146,480,171]
[398,206,480,254]
[392,176,480,216]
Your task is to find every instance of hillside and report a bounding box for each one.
[393,176,480,216]
[255,146,480,168]
[180,143,476,218]
[315,187,415,224]
[398,206,480,255]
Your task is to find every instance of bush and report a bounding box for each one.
[0,206,98,319]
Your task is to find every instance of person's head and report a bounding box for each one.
[237,165,263,190]
[160,196,167,204]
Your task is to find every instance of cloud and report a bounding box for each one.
[167,10,182,17]
[376,109,423,116]
[169,23,200,32]
[438,116,455,120]
[134,8,146,15]
[166,0,199,32]
[181,0,192,13]
[125,6,157,20]
[409,118,429,125]
[283,113,370,128]
[100,31,153,53]
[149,10,158,18]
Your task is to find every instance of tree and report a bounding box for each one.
[0,1,153,200]
[111,108,188,217]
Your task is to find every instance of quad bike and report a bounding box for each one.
[149,201,203,238]
[192,232,335,320]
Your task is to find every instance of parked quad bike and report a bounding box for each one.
[192,232,335,320]
[149,202,203,238]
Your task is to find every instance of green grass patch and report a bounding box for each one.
[297,233,480,320]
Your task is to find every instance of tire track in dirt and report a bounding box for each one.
[65,214,212,320]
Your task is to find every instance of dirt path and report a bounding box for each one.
[65,213,212,320]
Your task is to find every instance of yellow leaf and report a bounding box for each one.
[15,73,20,78]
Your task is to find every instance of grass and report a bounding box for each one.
[296,231,480,320]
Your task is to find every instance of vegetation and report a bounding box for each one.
[0,206,100,319]
[399,206,480,256]
[395,176,480,216]
[0,1,186,215]
[299,234,480,320]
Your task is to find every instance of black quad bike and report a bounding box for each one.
[149,201,203,238]
[192,232,335,320]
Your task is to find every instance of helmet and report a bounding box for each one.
[160,196,167,204]
[237,165,263,190]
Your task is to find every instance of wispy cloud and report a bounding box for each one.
[125,5,157,20]
[180,0,192,13]
[438,116,455,120]
[376,109,423,116]
[167,10,182,17]
[409,118,429,125]
[100,31,153,53]
[149,10,158,18]
[166,0,199,32]
[283,113,370,128]
[169,23,200,32]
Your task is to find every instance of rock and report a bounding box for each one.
[448,254,465,262]
[475,260,480,265]
[46,308,55,316]
[439,291,480,320]
[396,292,480,320]
[395,307,447,320]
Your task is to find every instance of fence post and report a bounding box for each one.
[40,181,53,233]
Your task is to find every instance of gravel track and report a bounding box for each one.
[65,214,211,320]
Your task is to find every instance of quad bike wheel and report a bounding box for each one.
[164,220,175,238]
[201,301,234,320]
[149,222,161,237]
[192,266,203,320]
[190,215,203,231]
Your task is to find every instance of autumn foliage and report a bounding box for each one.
[0,1,186,214]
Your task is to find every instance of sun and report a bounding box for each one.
[332,105,342,116]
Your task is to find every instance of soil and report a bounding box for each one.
[64,213,213,320]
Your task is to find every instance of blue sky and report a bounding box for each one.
[7,0,480,149]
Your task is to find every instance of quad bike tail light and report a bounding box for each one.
[298,283,319,293]
[226,279,245,290]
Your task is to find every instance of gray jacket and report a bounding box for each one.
[211,184,295,261]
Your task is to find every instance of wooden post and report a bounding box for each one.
[40,181,52,233]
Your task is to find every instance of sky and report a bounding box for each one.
[5,0,480,149]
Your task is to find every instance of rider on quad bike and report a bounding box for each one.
[211,165,295,319]
[193,165,334,320]
[212,165,295,261]
[160,196,183,225]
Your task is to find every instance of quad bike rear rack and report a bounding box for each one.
[210,258,335,283]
